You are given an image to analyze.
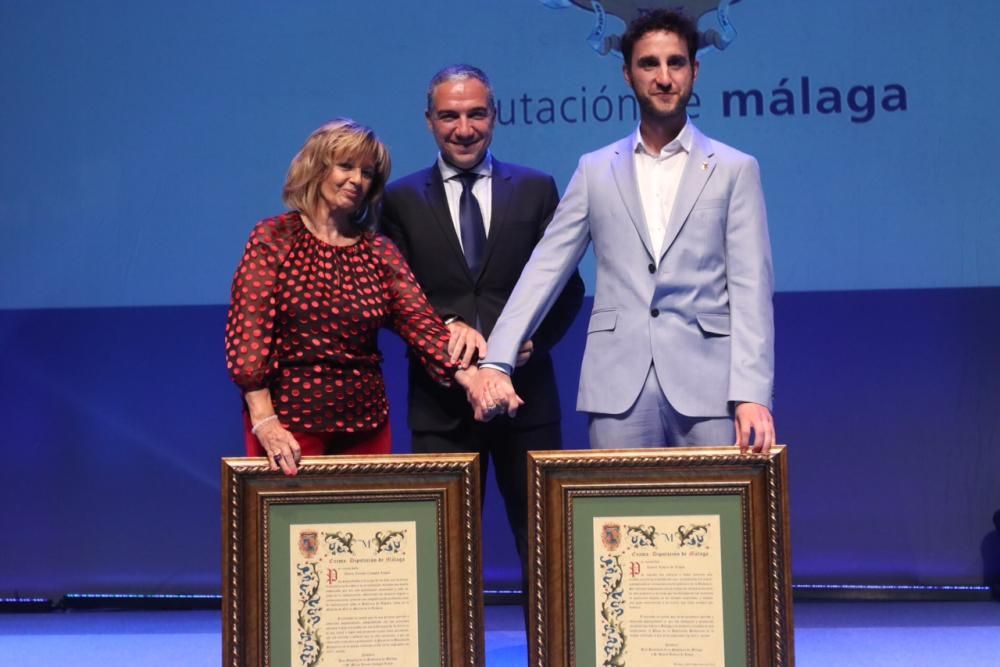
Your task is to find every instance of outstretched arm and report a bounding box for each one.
[526,176,586,356]
[485,157,593,368]
[381,239,457,385]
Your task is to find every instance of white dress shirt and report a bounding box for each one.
[437,152,493,250]
[633,120,693,265]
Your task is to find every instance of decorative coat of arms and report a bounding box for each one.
[297,531,319,559]
[538,0,743,56]
[601,523,622,551]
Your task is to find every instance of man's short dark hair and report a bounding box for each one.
[621,10,699,67]
[426,64,496,114]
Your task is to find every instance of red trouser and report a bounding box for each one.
[242,413,392,457]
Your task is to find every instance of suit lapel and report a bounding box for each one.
[610,139,655,260]
[660,126,716,262]
[422,165,474,280]
[479,159,513,279]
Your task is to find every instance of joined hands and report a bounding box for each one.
[454,366,524,421]
[447,325,530,421]
[468,367,524,421]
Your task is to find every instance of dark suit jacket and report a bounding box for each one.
[381,158,585,431]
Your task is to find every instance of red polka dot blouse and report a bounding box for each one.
[225,212,454,433]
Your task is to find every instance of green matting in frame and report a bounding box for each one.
[571,494,747,665]
[267,500,441,665]
[527,446,793,667]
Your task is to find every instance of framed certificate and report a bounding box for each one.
[222,453,483,667]
[527,446,793,667]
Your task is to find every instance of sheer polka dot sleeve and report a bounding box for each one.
[375,236,455,386]
[225,221,285,392]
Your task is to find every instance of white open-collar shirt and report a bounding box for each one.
[632,120,693,265]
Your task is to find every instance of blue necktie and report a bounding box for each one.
[457,172,486,275]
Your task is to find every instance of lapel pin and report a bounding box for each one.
[701,161,709,171]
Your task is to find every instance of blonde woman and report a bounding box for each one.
[226,119,481,475]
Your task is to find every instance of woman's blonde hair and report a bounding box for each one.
[282,118,392,225]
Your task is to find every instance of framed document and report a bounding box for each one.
[222,453,483,667]
[527,446,792,667]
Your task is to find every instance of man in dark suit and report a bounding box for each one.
[381,64,585,588]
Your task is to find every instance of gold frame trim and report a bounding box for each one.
[222,454,483,667]
[528,446,793,667]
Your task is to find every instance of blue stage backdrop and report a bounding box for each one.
[2,1,999,597]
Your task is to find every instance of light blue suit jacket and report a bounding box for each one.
[485,122,774,417]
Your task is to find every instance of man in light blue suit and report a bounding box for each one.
[471,9,776,452]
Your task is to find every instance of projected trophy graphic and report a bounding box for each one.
[539,0,743,55]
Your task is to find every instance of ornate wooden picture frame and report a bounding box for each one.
[527,446,793,667]
[222,453,483,667]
